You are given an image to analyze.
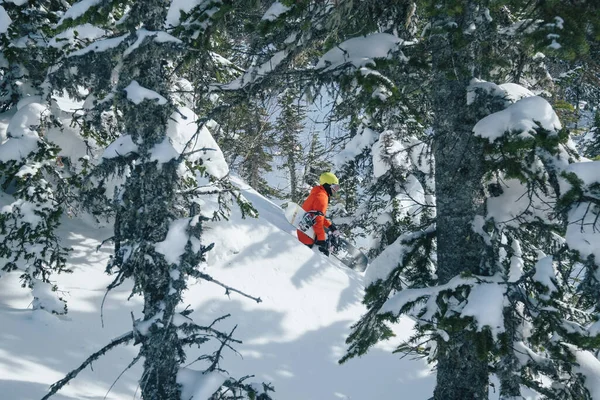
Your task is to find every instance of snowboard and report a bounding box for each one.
[328,234,369,273]
[283,202,369,272]
[283,201,316,238]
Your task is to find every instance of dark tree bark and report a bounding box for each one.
[430,2,493,398]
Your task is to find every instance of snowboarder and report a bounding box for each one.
[297,172,341,256]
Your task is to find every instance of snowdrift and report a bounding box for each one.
[0,178,433,400]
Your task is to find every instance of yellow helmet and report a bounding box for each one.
[319,172,339,185]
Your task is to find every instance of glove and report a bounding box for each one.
[315,240,329,257]
[329,223,341,237]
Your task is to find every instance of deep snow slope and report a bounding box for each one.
[0,179,434,400]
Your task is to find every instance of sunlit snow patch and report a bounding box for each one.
[261,2,291,21]
[473,96,561,143]
[317,33,408,72]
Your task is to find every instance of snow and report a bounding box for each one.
[467,79,534,107]
[380,274,475,315]
[513,341,548,366]
[46,124,92,171]
[219,50,288,91]
[149,136,180,162]
[486,178,553,227]
[472,215,492,245]
[0,102,46,162]
[165,0,205,27]
[16,95,43,110]
[532,256,557,293]
[474,96,561,143]
[461,283,506,337]
[0,6,11,35]
[49,24,106,49]
[123,80,168,105]
[2,0,28,5]
[335,125,379,166]
[56,0,102,27]
[554,16,564,30]
[564,202,600,262]
[69,34,129,57]
[548,40,561,50]
[499,83,534,102]
[316,33,406,72]
[559,162,600,262]
[590,319,600,336]
[563,344,600,398]
[365,225,435,285]
[509,240,524,282]
[467,79,507,105]
[135,311,163,336]
[0,177,435,400]
[177,369,227,400]
[2,198,43,226]
[150,106,228,179]
[372,130,412,178]
[102,134,138,159]
[57,0,102,26]
[31,281,65,314]
[562,161,600,192]
[155,217,191,265]
[123,29,182,57]
[261,2,291,21]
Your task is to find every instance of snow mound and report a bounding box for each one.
[150,107,228,179]
[0,6,11,35]
[0,176,434,400]
[473,96,561,143]
[317,33,407,72]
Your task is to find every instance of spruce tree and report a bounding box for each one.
[276,88,305,203]
[41,1,269,398]
[218,99,281,198]
[0,0,74,314]
[248,1,600,398]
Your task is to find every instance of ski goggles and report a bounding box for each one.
[331,183,340,193]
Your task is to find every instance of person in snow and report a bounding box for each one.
[297,172,341,256]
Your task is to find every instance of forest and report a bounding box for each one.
[1,0,600,399]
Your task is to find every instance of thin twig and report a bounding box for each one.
[104,353,143,400]
[196,271,262,303]
[42,331,134,400]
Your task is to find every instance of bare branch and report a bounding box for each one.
[196,271,262,303]
[42,331,135,400]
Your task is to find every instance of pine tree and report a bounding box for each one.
[276,88,305,203]
[247,1,600,398]
[303,133,331,190]
[40,1,269,398]
[218,99,281,198]
[0,0,75,314]
[580,110,600,158]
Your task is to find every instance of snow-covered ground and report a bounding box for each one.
[0,178,434,400]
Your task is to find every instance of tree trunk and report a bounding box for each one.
[287,151,299,203]
[114,3,185,395]
[498,305,523,399]
[430,3,490,398]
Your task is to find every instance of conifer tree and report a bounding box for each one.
[218,99,281,198]
[0,0,74,314]
[276,88,305,203]
[240,1,600,398]
[580,110,600,158]
[40,1,270,398]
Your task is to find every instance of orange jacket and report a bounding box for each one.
[297,185,332,245]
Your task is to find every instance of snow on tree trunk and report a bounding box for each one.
[107,2,186,398]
